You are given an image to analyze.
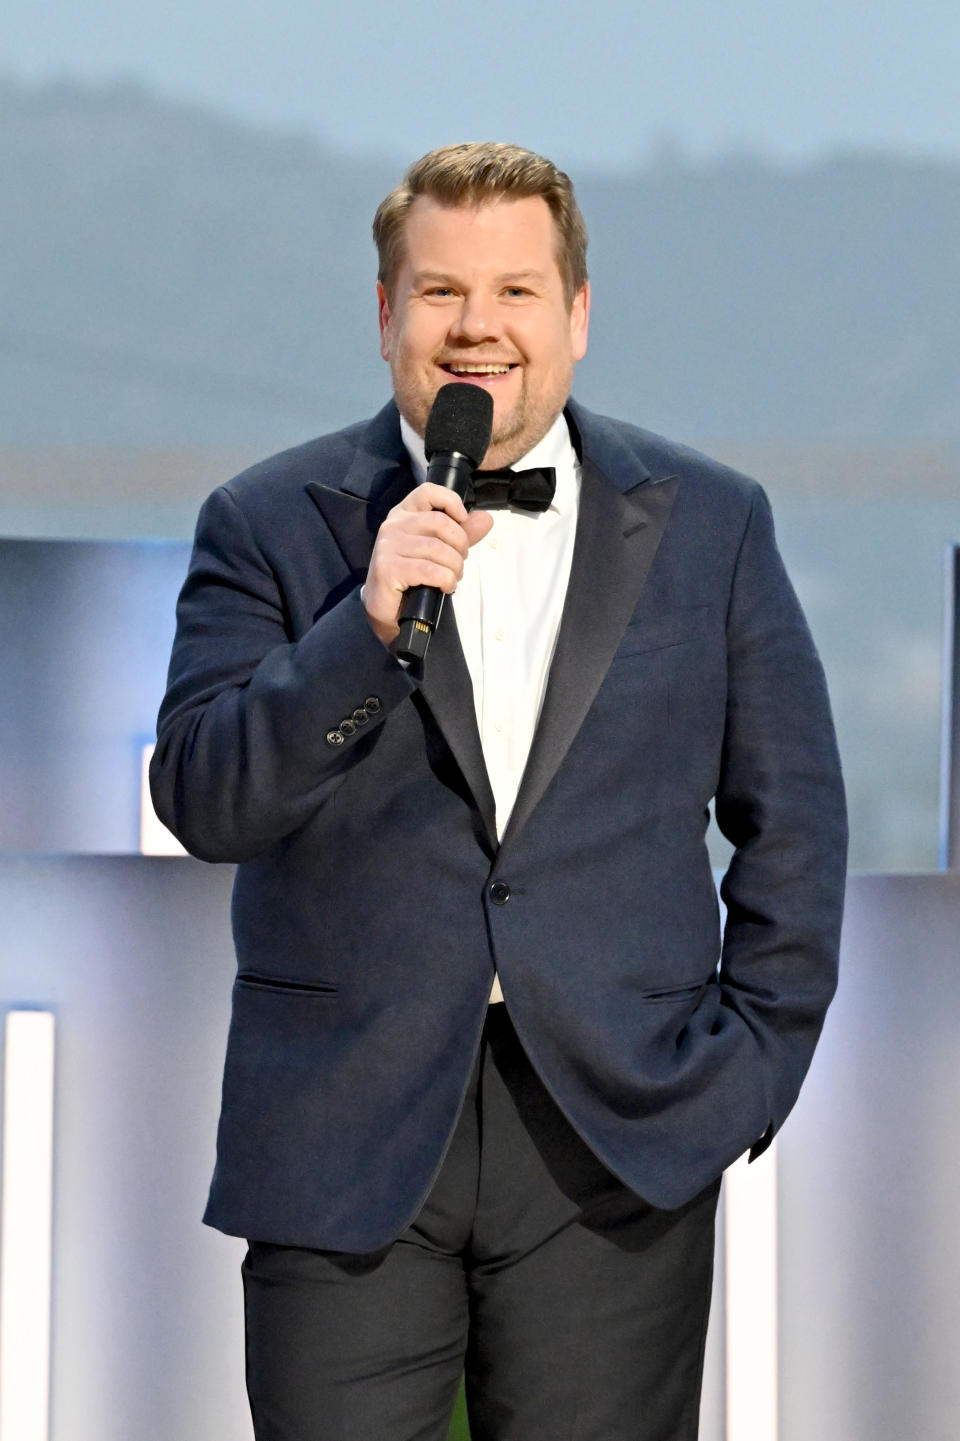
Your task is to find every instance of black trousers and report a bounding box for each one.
[243,1005,719,1441]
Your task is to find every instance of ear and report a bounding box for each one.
[569,281,590,361]
[377,281,392,361]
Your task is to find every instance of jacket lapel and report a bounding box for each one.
[303,398,677,854]
[415,602,499,851]
[304,402,413,575]
[304,402,498,850]
[501,409,679,850]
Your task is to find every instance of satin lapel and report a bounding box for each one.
[304,483,379,575]
[416,601,498,852]
[305,461,415,578]
[304,399,415,576]
[501,457,679,849]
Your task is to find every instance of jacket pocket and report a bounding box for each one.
[235,971,338,997]
[615,604,711,658]
[638,978,713,1004]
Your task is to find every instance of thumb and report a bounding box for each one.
[463,509,495,547]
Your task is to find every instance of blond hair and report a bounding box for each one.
[373,142,588,307]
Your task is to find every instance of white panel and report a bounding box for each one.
[1,1010,56,1441]
[725,1140,778,1441]
[140,743,187,856]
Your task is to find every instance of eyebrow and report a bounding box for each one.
[412,269,548,287]
[411,271,458,286]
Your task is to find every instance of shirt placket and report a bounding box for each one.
[479,520,520,835]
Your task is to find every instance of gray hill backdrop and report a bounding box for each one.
[1,74,957,872]
[2,73,960,450]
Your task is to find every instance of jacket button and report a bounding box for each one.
[364,696,382,714]
[339,717,356,736]
[489,881,511,905]
[325,729,344,747]
[353,707,369,725]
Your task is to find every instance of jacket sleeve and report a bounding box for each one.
[714,485,848,1156]
[149,483,418,863]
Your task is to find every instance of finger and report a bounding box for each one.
[367,533,466,605]
[381,510,470,559]
[377,557,462,595]
[398,483,470,524]
[391,533,469,572]
[463,510,494,547]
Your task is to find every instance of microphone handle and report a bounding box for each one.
[394,452,475,663]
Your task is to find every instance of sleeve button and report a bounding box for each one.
[353,707,369,725]
[364,696,382,714]
[326,729,344,747]
[339,717,356,736]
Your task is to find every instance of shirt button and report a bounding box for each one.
[494,628,505,642]
[325,729,344,747]
[489,537,501,551]
[364,696,382,714]
[489,881,511,905]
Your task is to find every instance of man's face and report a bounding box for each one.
[378,195,589,469]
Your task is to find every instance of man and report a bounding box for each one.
[151,142,847,1441]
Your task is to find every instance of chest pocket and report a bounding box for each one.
[613,604,712,660]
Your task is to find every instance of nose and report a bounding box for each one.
[448,291,500,344]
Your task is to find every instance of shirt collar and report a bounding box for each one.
[398,407,579,518]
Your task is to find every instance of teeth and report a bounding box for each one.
[447,363,512,375]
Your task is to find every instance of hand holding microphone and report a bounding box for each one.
[364,383,494,661]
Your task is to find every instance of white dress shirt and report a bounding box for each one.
[400,409,581,1002]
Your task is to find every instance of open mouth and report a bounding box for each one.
[439,362,517,378]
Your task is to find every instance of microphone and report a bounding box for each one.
[394,383,494,663]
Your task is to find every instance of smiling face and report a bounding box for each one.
[378,195,589,469]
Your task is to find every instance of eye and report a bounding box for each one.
[503,286,531,298]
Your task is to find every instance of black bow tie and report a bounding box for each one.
[468,466,557,513]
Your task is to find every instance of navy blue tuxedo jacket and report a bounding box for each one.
[151,398,847,1252]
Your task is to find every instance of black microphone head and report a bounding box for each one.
[424,382,494,468]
